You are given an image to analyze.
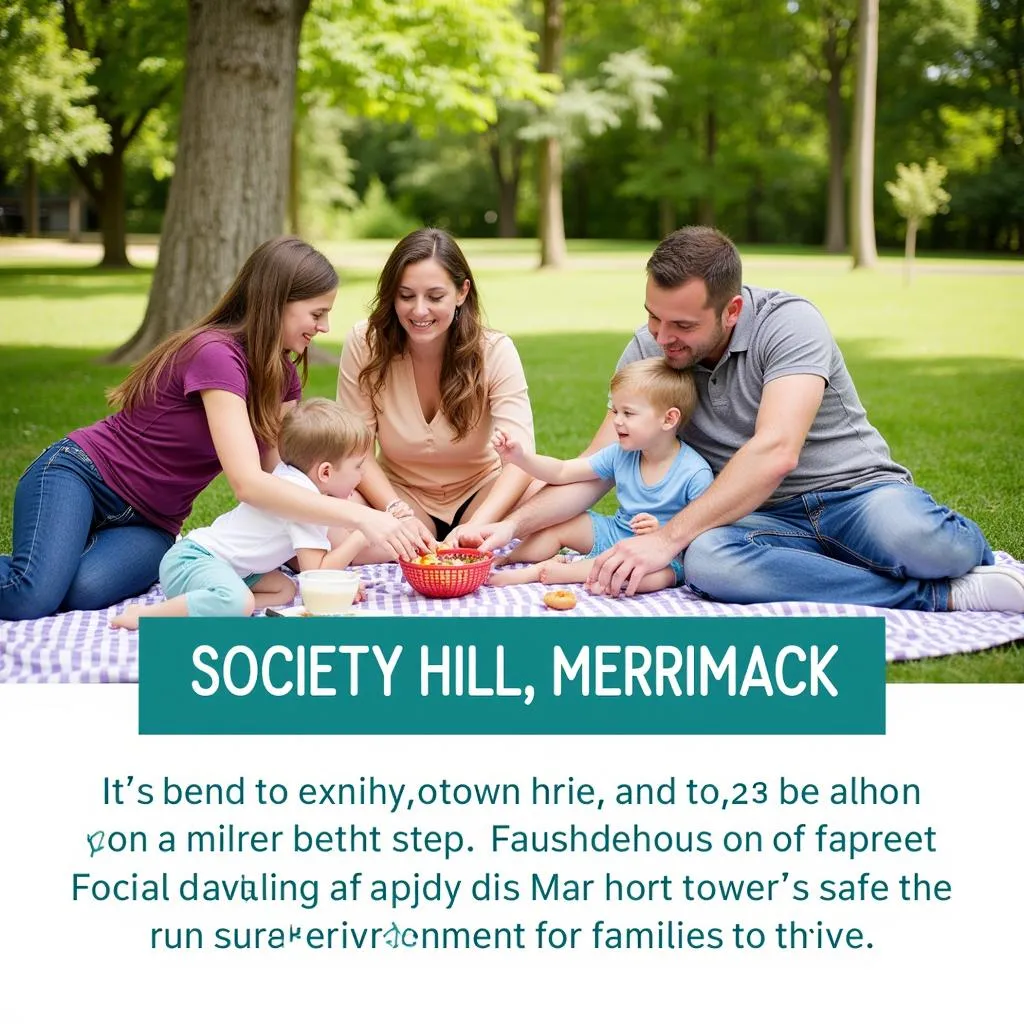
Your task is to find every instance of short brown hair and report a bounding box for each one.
[278,398,371,472]
[646,226,742,314]
[610,358,698,425]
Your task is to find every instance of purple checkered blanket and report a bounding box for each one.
[2,552,1023,683]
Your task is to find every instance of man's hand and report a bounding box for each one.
[588,530,679,597]
[446,519,517,553]
[491,429,523,466]
[629,512,659,535]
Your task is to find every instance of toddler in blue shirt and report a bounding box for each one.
[489,357,712,594]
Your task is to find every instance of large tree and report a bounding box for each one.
[110,0,308,362]
[0,3,109,235]
[61,0,185,266]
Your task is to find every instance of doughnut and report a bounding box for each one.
[543,589,577,611]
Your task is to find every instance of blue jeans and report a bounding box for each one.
[682,482,994,611]
[0,439,175,620]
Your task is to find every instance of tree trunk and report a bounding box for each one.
[23,161,39,237]
[109,0,310,364]
[96,144,130,267]
[537,0,567,269]
[497,176,519,238]
[904,217,917,285]
[850,0,879,269]
[824,24,846,253]
[658,196,676,239]
[697,104,717,227]
[288,118,302,236]
[68,180,84,243]
[488,137,522,239]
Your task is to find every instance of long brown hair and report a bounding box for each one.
[107,237,338,445]
[360,228,485,441]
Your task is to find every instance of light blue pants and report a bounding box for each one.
[160,538,260,617]
[682,482,993,610]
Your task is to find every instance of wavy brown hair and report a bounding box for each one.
[107,237,338,446]
[360,228,485,441]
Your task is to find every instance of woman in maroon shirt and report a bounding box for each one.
[0,237,431,620]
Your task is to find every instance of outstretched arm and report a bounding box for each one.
[492,430,600,485]
[201,389,433,560]
[450,413,617,551]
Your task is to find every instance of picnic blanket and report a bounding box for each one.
[2,552,1023,684]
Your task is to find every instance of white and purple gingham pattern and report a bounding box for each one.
[2,552,1023,683]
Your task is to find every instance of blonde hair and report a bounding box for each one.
[107,237,338,447]
[278,398,371,472]
[610,358,698,424]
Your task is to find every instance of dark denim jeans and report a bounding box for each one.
[683,482,994,611]
[0,438,174,620]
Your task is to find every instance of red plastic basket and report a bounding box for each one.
[399,548,494,598]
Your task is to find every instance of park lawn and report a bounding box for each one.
[1,242,1022,682]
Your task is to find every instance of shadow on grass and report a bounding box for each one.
[0,264,154,300]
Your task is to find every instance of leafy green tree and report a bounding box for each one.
[0,3,109,234]
[123,0,551,359]
[61,0,186,265]
[885,158,950,281]
[112,0,308,362]
[296,0,553,244]
[950,0,1024,250]
[523,44,671,261]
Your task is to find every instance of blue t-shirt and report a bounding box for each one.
[587,442,714,534]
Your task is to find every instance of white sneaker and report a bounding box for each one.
[949,565,1024,613]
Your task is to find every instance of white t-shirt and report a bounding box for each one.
[185,463,330,575]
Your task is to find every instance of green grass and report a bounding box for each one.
[1,239,1022,682]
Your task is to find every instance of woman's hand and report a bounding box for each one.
[385,498,415,520]
[356,506,434,561]
[446,519,516,553]
[629,512,659,535]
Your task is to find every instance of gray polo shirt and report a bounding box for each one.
[616,285,912,505]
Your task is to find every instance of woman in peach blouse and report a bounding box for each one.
[336,228,535,549]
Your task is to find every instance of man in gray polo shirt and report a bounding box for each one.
[454,227,1023,612]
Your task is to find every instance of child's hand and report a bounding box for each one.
[354,582,366,604]
[629,512,659,535]
[492,429,521,464]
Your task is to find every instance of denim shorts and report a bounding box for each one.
[586,511,686,586]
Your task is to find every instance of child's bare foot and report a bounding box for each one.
[110,605,143,631]
[537,556,589,585]
[487,565,543,586]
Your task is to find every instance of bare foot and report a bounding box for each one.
[538,556,589,586]
[486,565,543,586]
[110,605,143,631]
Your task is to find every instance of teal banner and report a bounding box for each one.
[137,616,885,735]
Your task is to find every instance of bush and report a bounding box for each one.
[345,177,418,240]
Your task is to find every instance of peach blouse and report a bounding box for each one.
[337,321,535,521]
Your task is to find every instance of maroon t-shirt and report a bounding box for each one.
[70,331,302,536]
